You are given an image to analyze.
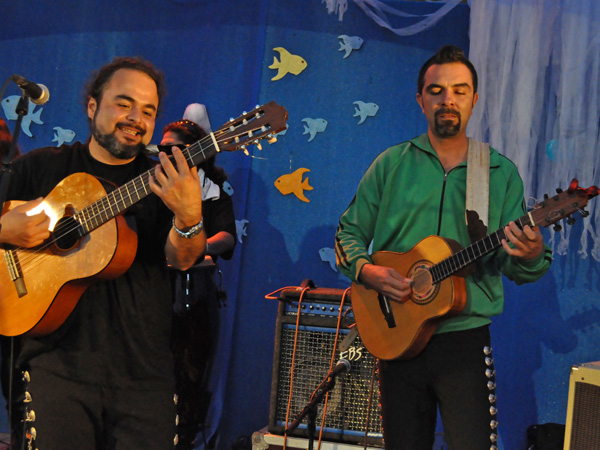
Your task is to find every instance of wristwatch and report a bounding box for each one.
[172,217,204,239]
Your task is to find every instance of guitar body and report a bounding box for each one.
[351,235,467,361]
[0,173,137,337]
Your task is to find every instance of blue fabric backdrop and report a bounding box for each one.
[2,2,597,450]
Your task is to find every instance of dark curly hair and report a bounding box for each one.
[163,120,228,186]
[0,118,19,166]
[417,45,478,95]
[83,56,167,114]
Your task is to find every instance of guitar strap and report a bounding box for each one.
[465,138,490,242]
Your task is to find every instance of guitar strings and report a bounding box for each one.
[9,115,271,276]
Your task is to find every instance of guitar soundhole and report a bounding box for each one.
[408,262,439,305]
[53,216,83,251]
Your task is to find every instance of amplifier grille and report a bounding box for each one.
[269,320,383,446]
[570,381,600,448]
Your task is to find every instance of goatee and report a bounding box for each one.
[90,121,145,160]
[434,108,461,137]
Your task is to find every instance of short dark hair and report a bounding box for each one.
[83,56,167,113]
[417,45,478,95]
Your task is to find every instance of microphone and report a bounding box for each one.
[11,74,50,105]
[327,359,351,379]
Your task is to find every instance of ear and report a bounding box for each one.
[472,92,479,108]
[87,97,97,121]
[416,93,425,113]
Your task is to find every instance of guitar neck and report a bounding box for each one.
[430,212,533,283]
[75,136,219,234]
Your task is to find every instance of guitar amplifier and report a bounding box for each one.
[564,361,600,449]
[267,283,383,447]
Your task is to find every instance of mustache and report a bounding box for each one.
[435,108,461,119]
[435,108,460,119]
[117,122,145,135]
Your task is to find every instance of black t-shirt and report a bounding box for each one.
[7,142,174,390]
[202,190,236,261]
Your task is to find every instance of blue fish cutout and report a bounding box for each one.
[269,47,308,81]
[52,127,76,147]
[353,101,379,125]
[222,181,234,196]
[1,95,44,137]
[338,35,364,58]
[319,247,338,272]
[302,118,328,142]
[235,219,249,244]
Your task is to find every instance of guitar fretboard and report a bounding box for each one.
[74,135,218,234]
[430,213,532,284]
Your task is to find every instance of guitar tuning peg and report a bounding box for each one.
[241,146,249,156]
[267,135,277,144]
[566,216,576,225]
[556,188,563,193]
[553,223,562,232]
[255,142,262,150]
[544,194,549,200]
[580,209,590,218]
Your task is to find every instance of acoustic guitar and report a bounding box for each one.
[351,179,599,361]
[0,101,288,337]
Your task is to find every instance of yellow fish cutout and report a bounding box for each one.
[269,47,308,81]
[274,168,313,202]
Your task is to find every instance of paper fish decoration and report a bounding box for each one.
[319,247,338,272]
[274,168,313,202]
[222,181,234,196]
[235,219,249,244]
[302,118,327,142]
[275,124,289,136]
[338,35,364,58]
[1,95,44,137]
[52,127,76,147]
[269,47,308,81]
[353,101,379,125]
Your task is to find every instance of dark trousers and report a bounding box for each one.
[18,367,176,450]
[378,325,498,450]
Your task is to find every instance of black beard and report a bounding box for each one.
[434,108,461,137]
[90,120,145,160]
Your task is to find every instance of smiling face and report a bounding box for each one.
[87,68,159,163]
[416,62,478,139]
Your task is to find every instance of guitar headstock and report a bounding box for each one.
[214,101,288,155]
[530,179,599,230]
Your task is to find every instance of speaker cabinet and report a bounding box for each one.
[564,361,600,449]
[268,285,383,447]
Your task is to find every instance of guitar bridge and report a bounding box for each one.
[4,248,27,297]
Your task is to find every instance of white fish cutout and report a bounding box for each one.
[269,47,308,81]
[222,181,234,196]
[52,127,76,147]
[235,219,249,244]
[302,118,328,142]
[1,95,44,137]
[338,35,364,58]
[353,101,379,125]
[319,247,338,272]
[276,124,289,136]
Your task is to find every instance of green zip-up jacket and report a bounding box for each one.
[335,134,552,333]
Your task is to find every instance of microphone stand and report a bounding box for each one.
[285,375,338,450]
[0,94,29,450]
